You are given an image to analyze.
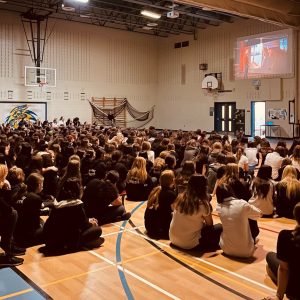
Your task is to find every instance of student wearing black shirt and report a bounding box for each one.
[144,170,176,239]
[0,164,24,267]
[14,173,45,247]
[265,203,300,300]
[82,164,130,225]
[43,177,103,252]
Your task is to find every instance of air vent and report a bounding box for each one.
[182,41,189,47]
[174,42,181,49]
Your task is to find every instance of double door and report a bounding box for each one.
[214,102,236,132]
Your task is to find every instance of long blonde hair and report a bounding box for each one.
[147,170,175,209]
[281,165,300,199]
[127,157,147,183]
[0,164,8,188]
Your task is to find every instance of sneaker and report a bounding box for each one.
[0,255,24,267]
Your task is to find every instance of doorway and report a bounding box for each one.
[214,102,236,133]
[251,101,265,137]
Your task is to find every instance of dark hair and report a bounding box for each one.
[216,183,234,204]
[257,165,272,180]
[181,161,195,177]
[165,155,176,168]
[95,162,106,179]
[275,146,287,158]
[19,142,32,157]
[105,170,119,184]
[187,174,208,200]
[59,177,81,200]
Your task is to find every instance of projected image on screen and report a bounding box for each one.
[235,29,293,79]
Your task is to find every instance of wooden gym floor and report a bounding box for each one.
[0,198,296,300]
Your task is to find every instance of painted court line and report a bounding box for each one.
[101,225,145,238]
[193,257,276,293]
[89,251,181,300]
[126,226,276,293]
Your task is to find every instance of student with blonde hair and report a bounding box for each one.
[276,165,300,219]
[126,157,153,201]
[144,170,176,239]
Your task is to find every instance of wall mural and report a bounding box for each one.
[0,102,47,128]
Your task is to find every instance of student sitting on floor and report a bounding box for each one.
[0,164,24,267]
[169,174,222,250]
[216,181,262,258]
[249,165,275,217]
[14,173,45,247]
[276,165,300,219]
[144,170,177,239]
[43,177,104,252]
[126,157,154,201]
[265,203,300,300]
[82,163,130,225]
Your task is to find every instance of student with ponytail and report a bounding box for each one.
[265,202,300,300]
[144,170,176,239]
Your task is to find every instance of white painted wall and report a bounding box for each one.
[0,11,158,126]
[157,19,297,137]
[0,11,298,137]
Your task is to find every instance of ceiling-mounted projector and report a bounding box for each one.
[167,10,179,18]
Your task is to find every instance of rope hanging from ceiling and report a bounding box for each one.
[88,98,155,128]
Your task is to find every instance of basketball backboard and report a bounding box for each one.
[25,66,56,87]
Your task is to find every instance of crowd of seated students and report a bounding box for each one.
[0,120,299,299]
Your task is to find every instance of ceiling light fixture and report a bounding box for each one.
[141,10,161,19]
[74,0,89,3]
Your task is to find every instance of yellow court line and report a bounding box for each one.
[167,249,268,297]
[0,288,33,300]
[42,249,160,288]
[41,264,114,288]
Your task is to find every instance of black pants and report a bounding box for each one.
[80,226,103,249]
[249,219,259,240]
[266,251,279,283]
[198,223,223,250]
[15,219,45,248]
[97,205,125,226]
[0,209,18,256]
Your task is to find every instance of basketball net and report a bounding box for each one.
[202,88,219,99]
[38,82,48,93]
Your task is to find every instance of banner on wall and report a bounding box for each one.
[268,108,287,120]
[0,101,47,128]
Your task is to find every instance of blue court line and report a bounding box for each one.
[115,201,146,300]
[0,268,47,299]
